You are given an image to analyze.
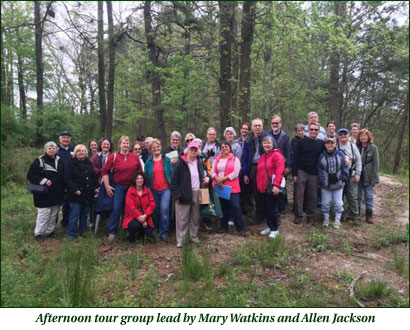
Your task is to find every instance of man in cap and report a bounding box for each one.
[57,130,74,227]
[337,128,362,221]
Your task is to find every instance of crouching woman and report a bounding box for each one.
[27,141,65,243]
[123,171,156,242]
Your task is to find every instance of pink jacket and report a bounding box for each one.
[256,149,285,193]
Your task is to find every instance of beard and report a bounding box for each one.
[272,127,280,133]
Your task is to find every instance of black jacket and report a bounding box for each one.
[64,158,98,204]
[171,155,207,205]
[27,154,65,208]
[249,131,267,163]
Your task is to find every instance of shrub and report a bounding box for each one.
[308,229,328,252]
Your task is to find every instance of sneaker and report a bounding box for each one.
[260,227,271,236]
[160,235,168,241]
[333,221,341,229]
[176,242,182,248]
[228,221,234,226]
[191,237,200,244]
[268,231,279,238]
[323,221,329,227]
[294,216,303,224]
[205,224,213,231]
[35,235,44,243]
[108,234,116,241]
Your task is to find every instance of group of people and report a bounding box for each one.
[27,112,379,247]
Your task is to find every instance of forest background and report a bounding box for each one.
[1,1,409,178]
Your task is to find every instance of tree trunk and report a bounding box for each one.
[328,2,345,127]
[34,2,44,144]
[393,90,409,174]
[1,30,7,106]
[238,1,256,123]
[231,2,239,120]
[17,53,27,119]
[97,1,107,137]
[106,1,115,139]
[144,1,166,143]
[218,1,235,131]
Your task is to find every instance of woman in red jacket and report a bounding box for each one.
[123,171,156,242]
[212,141,244,234]
[256,136,285,238]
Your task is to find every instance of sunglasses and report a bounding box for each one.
[133,148,141,151]
[186,139,193,142]
[271,122,280,125]
[309,128,319,131]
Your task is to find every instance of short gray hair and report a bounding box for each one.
[308,122,321,129]
[44,141,58,153]
[295,124,305,131]
[207,127,217,133]
[307,111,318,119]
[170,131,181,139]
[223,127,236,137]
[262,136,277,149]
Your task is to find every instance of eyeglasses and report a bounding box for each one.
[338,133,347,136]
[309,129,319,131]
[186,139,193,143]
[271,122,280,125]
[133,148,141,151]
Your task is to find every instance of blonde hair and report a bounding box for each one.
[72,144,88,158]
[117,136,130,151]
[149,138,162,152]
[184,133,196,142]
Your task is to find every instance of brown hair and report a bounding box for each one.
[358,129,374,144]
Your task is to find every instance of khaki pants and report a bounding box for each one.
[175,190,200,244]
[344,176,359,218]
[34,205,59,236]
[295,170,318,218]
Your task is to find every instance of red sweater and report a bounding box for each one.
[256,149,285,193]
[101,152,142,187]
[123,186,156,229]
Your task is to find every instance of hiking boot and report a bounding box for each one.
[205,224,213,231]
[365,209,374,224]
[260,227,271,236]
[35,235,44,243]
[307,217,315,225]
[46,231,55,238]
[294,216,303,224]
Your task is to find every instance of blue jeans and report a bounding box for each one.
[61,200,70,227]
[357,178,374,211]
[109,183,129,235]
[220,193,244,232]
[261,193,279,231]
[68,203,89,238]
[152,189,171,238]
[321,188,344,214]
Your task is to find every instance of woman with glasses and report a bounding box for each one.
[132,141,145,170]
[184,133,196,150]
[212,141,244,234]
[171,142,210,247]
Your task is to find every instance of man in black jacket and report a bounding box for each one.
[292,122,324,224]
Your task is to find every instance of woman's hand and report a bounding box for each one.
[45,180,52,187]
[203,177,210,184]
[217,182,224,189]
[105,185,115,197]
[370,180,376,187]
[75,190,81,196]
[272,186,280,196]
[243,175,250,184]
[354,176,360,183]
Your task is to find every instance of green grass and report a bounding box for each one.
[123,249,151,279]
[355,279,393,301]
[392,251,409,280]
[371,224,409,248]
[308,229,328,252]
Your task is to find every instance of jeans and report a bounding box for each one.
[152,188,171,238]
[61,200,70,227]
[220,193,244,232]
[68,203,89,238]
[108,183,129,235]
[261,193,279,231]
[321,188,344,214]
[127,219,154,242]
[357,178,374,211]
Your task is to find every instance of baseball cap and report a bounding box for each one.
[60,130,71,137]
[187,142,200,149]
[337,128,349,135]
[325,137,336,143]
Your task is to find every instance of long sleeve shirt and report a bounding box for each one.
[292,137,325,176]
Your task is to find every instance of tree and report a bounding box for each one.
[98,1,107,137]
[144,1,166,143]
[218,1,235,130]
[106,1,115,139]
[34,1,44,144]
[238,1,256,123]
